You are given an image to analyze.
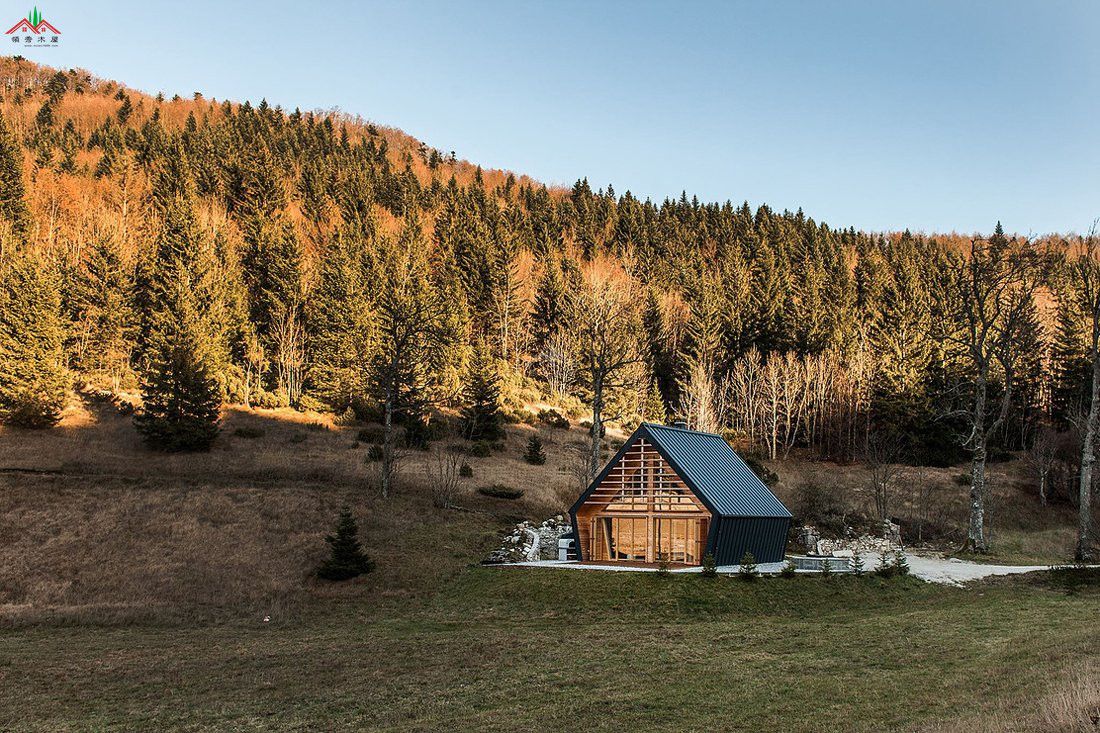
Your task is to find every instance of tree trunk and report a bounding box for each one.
[382,380,395,499]
[1077,357,1099,562]
[589,375,603,484]
[968,444,987,552]
[967,378,988,553]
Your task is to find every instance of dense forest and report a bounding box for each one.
[0,60,1096,559]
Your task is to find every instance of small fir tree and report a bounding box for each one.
[779,560,797,578]
[852,551,865,576]
[893,550,910,576]
[524,434,547,465]
[317,507,374,581]
[700,552,718,578]
[820,555,833,578]
[875,552,895,578]
[738,552,758,581]
[461,339,504,441]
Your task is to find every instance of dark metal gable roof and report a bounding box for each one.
[569,423,792,519]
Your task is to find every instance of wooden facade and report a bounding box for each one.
[574,438,711,564]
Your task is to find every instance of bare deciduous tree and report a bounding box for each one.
[426,450,462,509]
[272,300,304,406]
[1063,225,1100,561]
[1024,426,1059,507]
[537,331,576,398]
[575,258,644,481]
[677,360,729,435]
[939,232,1040,553]
[860,430,904,522]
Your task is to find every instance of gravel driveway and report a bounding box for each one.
[512,554,1067,586]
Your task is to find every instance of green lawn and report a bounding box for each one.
[3,568,1099,732]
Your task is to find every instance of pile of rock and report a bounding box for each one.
[800,521,903,558]
[484,515,573,564]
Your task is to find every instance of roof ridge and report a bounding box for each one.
[642,422,724,438]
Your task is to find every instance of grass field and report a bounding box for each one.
[1,395,1096,731]
[3,568,1100,732]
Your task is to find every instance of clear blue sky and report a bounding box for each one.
[13,0,1100,235]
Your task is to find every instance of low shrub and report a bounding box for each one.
[402,419,433,450]
[779,560,797,578]
[954,473,973,486]
[796,482,848,537]
[459,461,473,478]
[289,433,307,444]
[744,456,779,488]
[232,426,265,439]
[538,408,571,429]
[357,426,384,444]
[478,484,524,500]
[467,441,492,458]
[366,444,384,462]
[700,552,718,578]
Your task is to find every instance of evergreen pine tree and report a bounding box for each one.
[0,250,68,428]
[461,339,504,441]
[316,507,375,581]
[134,303,222,451]
[134,157,222,451]
[893,550,910,576]
[72,237,135,389]
[308,227,376,412]
[737,551,758,581]
[524,434,547,465]
[530,256,573,355]
[0,112,30,236]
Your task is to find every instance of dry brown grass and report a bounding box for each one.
[0,394,597,625]
[0,388,1079,627]
[771,453,1078,562]
[918,660,1100,732]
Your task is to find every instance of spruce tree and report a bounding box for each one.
[737,552,758,581]
[0,112,30,236]
[0,250,68,428]
[72,237,135,389]
[134,304,222,451]
[316,507,374,581]
[134,158,222,451]
[530,256,573,355]
[524,434,547,465]
[308,227,375,412]
[461,339,504,441]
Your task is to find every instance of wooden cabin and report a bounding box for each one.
[569,423,791,565]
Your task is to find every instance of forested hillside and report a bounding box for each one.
[0,59,1096,559]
